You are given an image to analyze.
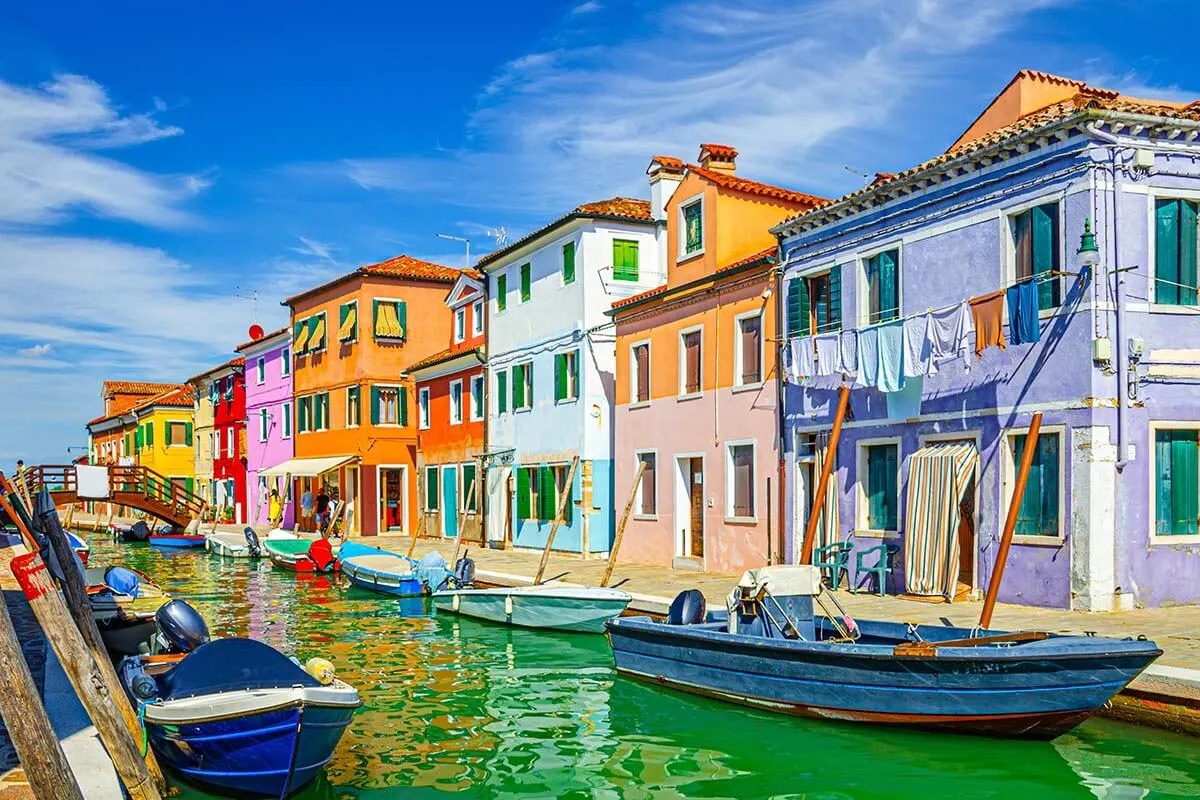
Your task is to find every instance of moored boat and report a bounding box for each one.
[606,566,1161,739]
[149,532,207,548]
[207,527,298,558]
[336,540,422,596]
[66,530,90,565]
[266,538,338,573]
[434,583,632,633]
[86,565,170,658]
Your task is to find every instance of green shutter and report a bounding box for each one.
[560,467,573,525]
[1160,199,1200,306]
[613,240,640,281]
[426,468,439,512]
[1032,204,1059,309]
[787,278,810,337]
[124,433,131,455]
[538,465,554,521]
[1012,434,1058,537]
[293,320,305,352]
[877,250,898,323]
[399,387,408,426]
[146,421,154,446]
[867,444,897,530]
[563,242,575,284]
[555,353,566,401]
[396,301,408,339]
[297,398,307,433]
[370,386,380,425]
[314,393,324,430]
[184,422,193,446]
[134,427,142,452]
[512,365,524,409]
[1166,430,1199,534]
[497,371,508,413]
[372,300,381,335]
[497,275,507,311]
[828,266,842,331]
[520,263,531,301]
[185,477,193,494]
[517,467,531,520]
[1182,200,1198,305]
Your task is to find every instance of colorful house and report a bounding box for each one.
[187,358,247,522]
[408,271,487,543]
[87,381,180,465]
[237,328,295,528]
[128,384,195,491]
[775,70,1200,610]
[281,254,462,536]
[610,146,823,573]
[480,198,661,554]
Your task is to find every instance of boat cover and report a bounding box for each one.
[903,442,978,600]
[159,638,320,701]
[416,551,452,591]
[105,567,142,598]
[726,566,821,634]
[308,539,335,571]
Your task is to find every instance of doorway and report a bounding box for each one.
[379,467,405,532]
[919,435,979,601]
[675,455,705,559]
[441,465,458,538]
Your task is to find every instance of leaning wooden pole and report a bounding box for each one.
[980,412,1043,630]
[451,480,478,565]
[601,461,646,588]
[799,385,851,565]
[534,457,580,584]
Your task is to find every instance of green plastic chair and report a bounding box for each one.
[813,541,854,590]
[855,542,897,597]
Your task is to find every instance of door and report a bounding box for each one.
[442,466,458,538]
[380,469,402,532]
[794,460,815,563]
[957,473,977,599]
[689,457,704,558]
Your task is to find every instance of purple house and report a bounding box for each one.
[775,71,1200,611]
[236,328,295,528]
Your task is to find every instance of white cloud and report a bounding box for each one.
[289,235,336,260]
[1082,69,1198,105]
[16,343,53,357]
[0,74,205,226]
[570,1,602,14]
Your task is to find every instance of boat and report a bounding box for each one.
[149,532,207,548]
[119,601,360,797]
[606,566,1162,740]
[207,527,298,558]
[66,530,90,566]
[336,540,422,596]
[86,566,169,658]
[266,538,338,573]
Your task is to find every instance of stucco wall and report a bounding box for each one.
[243,334,294,528]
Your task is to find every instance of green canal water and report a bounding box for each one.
[87,536,1200,799]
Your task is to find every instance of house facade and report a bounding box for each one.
[282,254,461,536]
[775,70,1200,611]
[480,198,662,554]
[128,385,195,491]
[408,271,487,543]
[237,329,294,529]
[190,372,216,508]
[188,358,247,522]
[87,380,178,465]
[611,146,822,573]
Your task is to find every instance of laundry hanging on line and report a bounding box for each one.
[969,290,1007,358]
[1006,279,1042,346]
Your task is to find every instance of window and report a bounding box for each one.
[511,362,532,411]
[562,241,576,284]
[418,387,431,429]
[296,312,326,353]
[736,314,762,386]
[787,268,842,337]
[223,376,234,403]
[520,263,531,302]
[449,380,463,424]
[631,342,650,404]
[1012,203,1061,309]
[281,348,291,377]
[496,371,508,414]
[1009,431,1061,539]
[554,350,578,403]
[471,299,484,335]
[226,426,234,457]
[454,307,466,342]
[424,466,439,512]
[679,328,702,395]
[314,392,329,431]
[292,317,311,355]
[865,250,900,324]
[523,464,573,523]
[371,386,406,426]
[497,274,508,312]
[681,197,703,257]
[470,374,484,421]
[210,430,217,455]
[613,239,639,281]
[861,442,899,532]
[338,301,358,343]
[461,462,478,512]
[635,451,656,516]
[1154,428,1199,536]
[256,357,265,385]
[281,402,292,438]
[166,421,190,446]
[727,443,755,520]
[373,300,407,340]
[258,409,269,442]
[297,396,313,433]
[1154,198,1198,306]
[347,386,361,428]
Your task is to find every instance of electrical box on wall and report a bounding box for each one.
[1092,337,1112,362]
[1134,149,1155,170]
[1128,337,1145,359]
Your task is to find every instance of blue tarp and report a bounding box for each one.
[104,566,141,598]
[416,551,452,592]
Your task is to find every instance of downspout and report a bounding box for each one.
[774,238,787,565]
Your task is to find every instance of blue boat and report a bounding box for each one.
[121,637,360,797]
[148,532,207,548]
[606,566,1161,740]
[336,540,423,596]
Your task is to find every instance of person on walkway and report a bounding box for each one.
[268,489,282,528]
[14,460,25,484]
[315,486,331,535]
[300,487,314,532]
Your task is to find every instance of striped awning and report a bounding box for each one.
[309,316,326,349]
[902,442,979,600]
[375,302,404,338]
[338,305,356,340]
[293,321,312,353]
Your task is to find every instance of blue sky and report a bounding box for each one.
[1,0,1197,466]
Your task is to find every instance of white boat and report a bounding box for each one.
[207,528,298,558]
[432,584,632,633]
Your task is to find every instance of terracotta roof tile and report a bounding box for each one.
[610,283,669,310]
[700,143,739,160]
[132,384,193,412]
[185,356,246,385]
[689,164,825,207]
[406,344,484,374]
[101,380,180,398]
[610,247,776,312]
[477,197,653,268]
[648,155,685,172]
[283,254,462,305]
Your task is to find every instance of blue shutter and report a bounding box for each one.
[1032,204,1060,309]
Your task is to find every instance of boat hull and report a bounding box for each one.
[266,540,337,573]
[343,569,423,596]
[607,616,1161,740]
[337,541,422,596]
[149,534,207,549]
[433,586,631,633]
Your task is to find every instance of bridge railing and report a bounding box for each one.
[25,464,205,522]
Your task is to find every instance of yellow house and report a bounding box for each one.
[130,384,196,492]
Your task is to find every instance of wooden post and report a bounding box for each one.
[601,460,646,588]
[11,553,163,800]
[406,492,426,560]
[980,412,1043,630]
[533,457,580,585]
[799,385,851,565]
[451,480,478,565]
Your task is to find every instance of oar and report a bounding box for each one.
[538,571,570,585]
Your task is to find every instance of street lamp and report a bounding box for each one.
[436,234,471,269]
[1076,218,1101,269]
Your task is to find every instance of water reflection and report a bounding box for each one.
[85,536,1200,800]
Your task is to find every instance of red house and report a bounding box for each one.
[212,358,247,522]
[408,271,487,542]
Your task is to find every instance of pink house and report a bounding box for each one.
[236,328,295,528]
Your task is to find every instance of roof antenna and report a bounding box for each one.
[843,165,872,185]
[235,286,259,322]
[487,227,508,247]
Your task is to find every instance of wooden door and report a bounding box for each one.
[689,457,704,558]
[957,473,976,592]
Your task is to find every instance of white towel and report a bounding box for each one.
[789,338,816,382]
[813,333,841,377]
[903,314,933,378]
[74,465,109,499]
[855,326,880,388]
[929,300,972,371]
[838,330,859,375]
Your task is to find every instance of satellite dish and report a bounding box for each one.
[249,324,265,340]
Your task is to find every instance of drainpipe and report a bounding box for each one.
[773,239,788,564]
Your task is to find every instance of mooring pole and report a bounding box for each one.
[601,460,646,588]
[534,457,580,584]
[799,385,851,565]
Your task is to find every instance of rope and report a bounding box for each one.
[137,700,150,757]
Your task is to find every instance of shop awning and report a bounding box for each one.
[259,455,357,478]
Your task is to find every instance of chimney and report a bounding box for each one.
[698,143,738,172]
[647,155,685,222]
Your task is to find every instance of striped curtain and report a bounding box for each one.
[902,443,978,600]
[813,432,840,551]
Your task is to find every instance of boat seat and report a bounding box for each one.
[667,589,706,625]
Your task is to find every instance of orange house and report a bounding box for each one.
[408,271,487,543]
[88,381,182,465]
[279,255,462,536]
[610,145,823,573]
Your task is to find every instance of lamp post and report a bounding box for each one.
[436,234,471,269]
[1076,217,1100,271]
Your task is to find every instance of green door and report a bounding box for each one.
[442,465,458,538]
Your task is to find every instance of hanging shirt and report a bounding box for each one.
[1006,279,1042,345]
[902,314,933,378]
[790,338,815,382]
[855,326,880,389]
[929,300,972,371]
[969,290,1007,358]
[877,320,906,393]
[837,329,859,376]
[813,332,841,377]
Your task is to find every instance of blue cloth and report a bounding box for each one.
[1007,280,1041,345]
[104,566,141,598]
[416,551,452,592]
[877,320,907,393]
[854,326,879,389]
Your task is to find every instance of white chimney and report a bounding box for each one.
[647,156,685,222]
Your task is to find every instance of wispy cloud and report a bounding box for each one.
[569,1,602,14]
[1082,68,1199,105]
[16,343,53,357]
[289,235,336,260]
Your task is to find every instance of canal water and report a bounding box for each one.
[88,535,1200,799]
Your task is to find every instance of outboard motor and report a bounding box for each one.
[154,599,210,655]
[129,520,151,542]
[243,527,262,558]
[453,555,476,589]
[667,589,706,625]
[307,538,335,572]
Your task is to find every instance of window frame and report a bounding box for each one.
[678,194,705,262]
[314,392,330,432]
[449,379,464,425]
[461,461,479,512]
[1149,191,1200,308]
[1148,420,1200,545]
[630,339,651,407]
[733,310,764,390]
[281,402,292,439]
[858,243,903,327]
[166,420,188,447]
[612,238,640,282]
[633,449,657,520]
[471,298,484,335]
[496,273,508,313]
[1001,425,1067,546]
[561,239,576,285]
[520,262,532,303]
[512,361,533,412]
[338,300,359,343]
[724,439,758,523]
[225,425,235,458]
[375,384,402,427]
[346,386,361,429]
[258,408,269,443]
[677,324,704,400]
[418,386,431,430]
[555,349,579,405]
[255,357,265,385]
[453,306,467,343]
[307,311,328,355]
[469,374,485,421]
[854,436,903,537]
[1003,196,1064,314]
[280,347,291,377]
[372,297,407,342]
